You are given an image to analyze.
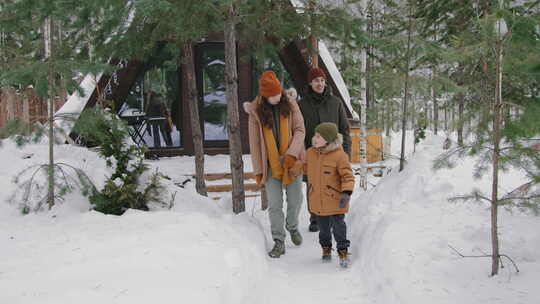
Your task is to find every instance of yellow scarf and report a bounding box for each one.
[262,112,293,185]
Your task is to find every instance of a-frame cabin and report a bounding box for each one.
[73,37,358,158]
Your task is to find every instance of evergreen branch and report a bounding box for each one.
[499,254,520,274]
[498,194,540,204]
[449,244,490,258]
[501,181,533,201]
[501,101,525,109]
[448,191,492,204]
[55,164,72,191]
[433,145,472,170]
[448,245,519,274]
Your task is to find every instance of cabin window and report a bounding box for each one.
[252,53,294,99]
[197,43,229,143]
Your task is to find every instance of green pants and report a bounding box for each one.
[265,169,304,242]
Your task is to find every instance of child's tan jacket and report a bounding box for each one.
[305,134,355,216]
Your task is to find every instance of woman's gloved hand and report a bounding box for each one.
[256,174,263,185]
[283,155,296,169]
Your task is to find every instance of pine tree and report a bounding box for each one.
[434,1,540,276]
[0,0,118,209]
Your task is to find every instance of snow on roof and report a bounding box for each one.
[319,41,359,120]
[289,0,305,9]
[54,73,103,139]
[104,4,136,45]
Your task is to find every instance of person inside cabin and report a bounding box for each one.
[298,67,351,233]
[245,70,306,258]
[146,92,173,147]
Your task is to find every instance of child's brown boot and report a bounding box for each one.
[322,246,332,262]
[337,248,350,268]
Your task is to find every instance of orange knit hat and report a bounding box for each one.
[259,70,282,97]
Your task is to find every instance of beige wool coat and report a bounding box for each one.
[245,96,306,183]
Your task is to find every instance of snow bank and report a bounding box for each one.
[0,140,269,304]
[348,134,540,304]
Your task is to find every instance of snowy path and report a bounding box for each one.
[257,197,367,304]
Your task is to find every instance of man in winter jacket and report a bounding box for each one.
[298,67,351,232]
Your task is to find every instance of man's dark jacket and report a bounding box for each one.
[298,86,351,155]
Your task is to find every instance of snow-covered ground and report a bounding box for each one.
[1,131,539,304]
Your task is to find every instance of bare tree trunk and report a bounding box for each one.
[380,97,385,130]
[309,34,319,68]
[457,91,464,146]
[309,0,318,68]
[391,99,396,132]
[383,99,392,160]
[22,91,30,123]
[385,100,391,137]
[451,98,455,131]
[400,3,413,172]
[410,94,416,131]
[5,86,16,121]
[183,41,208,197]
[44,17,56,209]
[425,95,430,131]
[490,34,503,277]
[366,2,374,109]
[224,3,245,214]
[444,101,449,131]
[357,0,369,189]
[432,68,439,135]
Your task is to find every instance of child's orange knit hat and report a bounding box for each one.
[259,70,282,97]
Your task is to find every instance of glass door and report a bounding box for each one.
[197,43,229,146]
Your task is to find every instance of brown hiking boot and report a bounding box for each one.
[322,246,332,262]
[337,248,350,268]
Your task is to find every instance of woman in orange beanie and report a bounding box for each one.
[244,70,306,258]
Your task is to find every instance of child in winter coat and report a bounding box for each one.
[305,122,355,267]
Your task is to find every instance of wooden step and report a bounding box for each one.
[190,172,256,181]
[206,183,260,193]
[211,194,260,201]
